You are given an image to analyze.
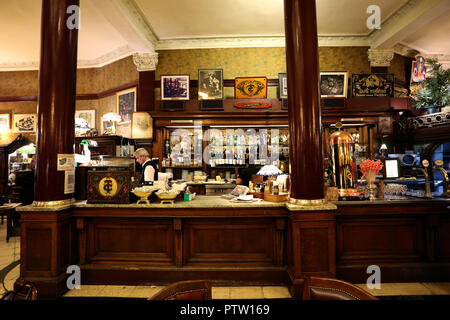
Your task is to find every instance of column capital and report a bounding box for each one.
[133,52,159,72]
[367,48,395,67]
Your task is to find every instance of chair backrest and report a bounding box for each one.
[303,276,378,300]
[149,280,212,300]
[1,280,38,300]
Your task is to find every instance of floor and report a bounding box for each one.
[1,221,450,299]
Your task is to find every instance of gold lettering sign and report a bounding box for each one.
[98,177,118,197]
[234,77,268,99]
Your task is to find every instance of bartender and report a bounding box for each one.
[134,148,158,185]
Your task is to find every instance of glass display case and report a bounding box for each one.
[162,125,289,181]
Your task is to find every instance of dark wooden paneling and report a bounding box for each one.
[337,218,425,262]
[183,219,278,266]
[86,219,175,265]
[25,228,52,272]
[437,217,450,260]
[300,228,330,272]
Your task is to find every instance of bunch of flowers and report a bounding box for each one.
[360,159,383,183]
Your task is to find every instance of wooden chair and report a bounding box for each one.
[149,280,212,300]
[1,280,38,300]
[303,276,378,300]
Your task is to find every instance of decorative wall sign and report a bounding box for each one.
[161,75,190,100]
[198,69,223,100]
[116,87,137,123]
[320,72,348,98]
[234,102,272,109]
[411,54,426,83]
[234,77,267,99]
[278,73,287,98]
[12,114,37,133]
[351,74,394,97]
[87,171,130,204]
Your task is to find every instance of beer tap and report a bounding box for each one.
[433,160,450,197]
[412,160,432,199]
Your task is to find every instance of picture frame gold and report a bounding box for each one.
[12,114,37,133]
[116,87,137,124]
[132,112,153,139]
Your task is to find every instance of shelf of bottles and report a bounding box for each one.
[162,126,290,169]
[162,127,203,168]
[206,127,289,167]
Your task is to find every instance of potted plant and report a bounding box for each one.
[411,58,450,114]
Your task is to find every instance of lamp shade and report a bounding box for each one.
[102,113,122,122]
[257,165,282,176]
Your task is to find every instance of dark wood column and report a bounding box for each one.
[284,0,324,202]
[138,70,156,112]
[133,53,158,112]
[34,0,79,204]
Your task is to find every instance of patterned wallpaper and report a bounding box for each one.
[0,47,408,139]
[156,47,373,98]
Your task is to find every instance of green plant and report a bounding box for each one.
[411,59,450,109]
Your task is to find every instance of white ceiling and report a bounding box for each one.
[0,0,449,71]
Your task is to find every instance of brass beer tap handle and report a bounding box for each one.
[412,167,432,198]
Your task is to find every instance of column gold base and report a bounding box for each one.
[288,197,326,206]
[32,198,75,208]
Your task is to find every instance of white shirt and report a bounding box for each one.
[142,159,156,182]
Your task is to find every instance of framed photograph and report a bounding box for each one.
[132,112,153,139]
[75,110,96,129]
[320,72,348,98]
[278,73,288,99]
[0,114,10,131]
[116,122,131,138]
[351,73,394,97]
[198,69,223,100]
[116,87,137,123]
[102,120,115,135]
[12,114,37,133]
[234,77,268,99]
[383,158,400,179]
[378,116,393,135]
[161,75,190,100]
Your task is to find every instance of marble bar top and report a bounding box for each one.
[15,195,450,212]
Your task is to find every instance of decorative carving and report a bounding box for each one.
[367,49,395,67]
[133,52,159,72]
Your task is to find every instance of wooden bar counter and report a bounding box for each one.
[16,196,450,298]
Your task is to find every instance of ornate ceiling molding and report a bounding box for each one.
[367,48,395,67]
[369,0,445,49]
[156,35,370,50]
[112,0,158,52]
[132,52,159,71]
[0,46,136,71]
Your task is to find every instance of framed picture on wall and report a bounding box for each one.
[12,114,37,133]
[320,72,348,98]
[132,112,153,139]
[378,116,393,135]
[161,75,190,100]
[0,114,10,131]
[198,69,223,100]
[278,73,288,99]
[75,110,96,129]
[116,87,137,124]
